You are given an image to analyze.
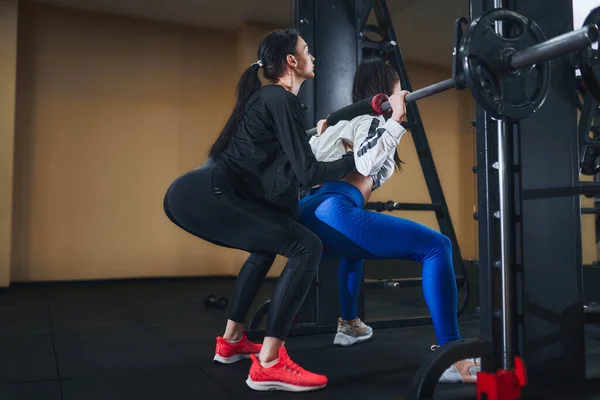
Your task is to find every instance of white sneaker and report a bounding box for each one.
[333,317,373,347]
[431,345,480,383]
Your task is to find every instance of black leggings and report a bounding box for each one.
[163,160,322,340]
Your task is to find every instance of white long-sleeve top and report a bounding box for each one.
[308,114,406,190]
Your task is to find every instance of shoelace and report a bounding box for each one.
[282,362,303,376]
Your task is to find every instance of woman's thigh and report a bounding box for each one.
[299,194,446,261]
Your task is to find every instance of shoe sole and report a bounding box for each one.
[213,353,253,364]
[246,377,326,392]
[333,331,373,347]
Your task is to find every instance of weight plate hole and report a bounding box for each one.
[476,64,500,102]
[488,18,525,39]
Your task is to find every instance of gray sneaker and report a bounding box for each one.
[333,317,373,347]
[431,345,480,383]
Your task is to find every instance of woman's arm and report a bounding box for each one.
[370,155,396,190]
[267,92,356,187]
[352,90,408,176]
[352,116,405,176]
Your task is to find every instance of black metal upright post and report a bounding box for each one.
[490,0,520,374]
[296,0,359,129]
[513,0,587,391]
[471,0,503,374]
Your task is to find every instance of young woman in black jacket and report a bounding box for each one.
[163,29,356,393]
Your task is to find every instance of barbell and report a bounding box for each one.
[306,7,600,137]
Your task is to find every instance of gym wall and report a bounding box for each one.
[0,0,18,287]
[581,170,597,264]
[12,3,242,282]
[6,2,595,284]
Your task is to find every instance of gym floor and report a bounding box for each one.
[1,278,599,400]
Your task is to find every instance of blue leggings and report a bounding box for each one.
[297,181,460,345]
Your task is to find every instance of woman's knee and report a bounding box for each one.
[284,228,322,273]
[302,230,323,271]
[249,252,277,263]
[246,252,277,273]
[424,232,453,261]
[438,234,453,255]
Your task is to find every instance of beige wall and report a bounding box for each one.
[7,3,481,283]
[12,3,591,283]
[581,171,597,265]
[12,3,244,281]
[0,0,18,287]
[577,106,597,265]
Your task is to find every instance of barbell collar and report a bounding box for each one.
[509,23,599,70]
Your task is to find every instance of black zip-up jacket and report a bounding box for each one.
[216,84,356,218]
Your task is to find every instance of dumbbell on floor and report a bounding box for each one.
[204,294,229,310]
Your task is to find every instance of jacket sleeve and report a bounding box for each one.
[353,116,405,177]
[267,92,356,187]
[370,154,396,190]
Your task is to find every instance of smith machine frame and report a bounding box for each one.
[246,0,600,398]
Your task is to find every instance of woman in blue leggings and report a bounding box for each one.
[298,57,479,384]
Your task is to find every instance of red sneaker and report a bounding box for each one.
[245,347,327,392]
[213,333,262,364]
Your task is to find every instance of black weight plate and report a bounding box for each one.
[580,7,600,103]
[460,9,551,120]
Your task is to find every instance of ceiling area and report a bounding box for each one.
[27,0,600,67]
[32,0,469,68]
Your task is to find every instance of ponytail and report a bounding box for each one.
[208,28,301,158]
[208,64,262,158]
